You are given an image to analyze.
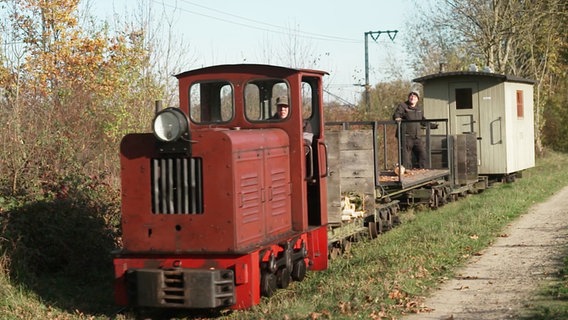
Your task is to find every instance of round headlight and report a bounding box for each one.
[153,108,189,142]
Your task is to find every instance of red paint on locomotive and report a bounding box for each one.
[120,128,294,252]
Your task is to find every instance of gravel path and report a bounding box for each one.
[402,185,568,320]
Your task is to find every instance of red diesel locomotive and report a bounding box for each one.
[112,64,330,310]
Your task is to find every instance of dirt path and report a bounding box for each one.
[402,185,568,320]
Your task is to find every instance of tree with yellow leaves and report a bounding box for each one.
[0,0,161,195]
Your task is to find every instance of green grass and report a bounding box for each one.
[520,254,568,320]
[1,151,568,319]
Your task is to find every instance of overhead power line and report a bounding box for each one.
[151,0,361,44]
[324,89,357,108]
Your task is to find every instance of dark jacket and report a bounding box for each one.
[271,113,314,143]
[393,101,425,138]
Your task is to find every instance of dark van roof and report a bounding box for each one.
[413,71,535,85]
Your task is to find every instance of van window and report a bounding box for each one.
[455,88,473,110]
[516,90,524,118]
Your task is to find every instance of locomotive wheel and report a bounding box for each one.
[277,267,291,289]
[368,221,378,239]
[261,271,277,297]
[291,259,307,282]
[285,247,293,271]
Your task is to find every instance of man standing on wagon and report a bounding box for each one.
[393,90,430,169]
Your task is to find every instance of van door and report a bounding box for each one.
[448,82,481,165]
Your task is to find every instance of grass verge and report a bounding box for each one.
[520,252,568,319]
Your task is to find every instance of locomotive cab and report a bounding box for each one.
[113,64,329,310]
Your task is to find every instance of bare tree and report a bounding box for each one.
[405,1,481,75]
[276,22,321,69]
[128,0,198,108]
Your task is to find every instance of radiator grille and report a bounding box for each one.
[151,158,203,214]
[129,268,235,308]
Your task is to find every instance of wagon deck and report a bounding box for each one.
[379,168,450,189]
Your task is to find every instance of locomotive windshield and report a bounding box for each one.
[244,79,289,121]
[243,79,314,124]
[189,81,234,123]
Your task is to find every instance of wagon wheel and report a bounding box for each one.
[341,240,352,254]
[390,207,401,226]
[329,245,341,260]
[381,209,393,230]
[430,189,439,209]
[350,231,363,243]
[441,188,447,204]
[435,188,447,207]
[376,218,384,235]
[377,208,388,230]
[368,221,378,239]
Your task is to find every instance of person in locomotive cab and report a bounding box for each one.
[273,95,291,120]
[392,90,436,169]
[273,95,313,145]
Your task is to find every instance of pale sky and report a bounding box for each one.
[88,0,419,105]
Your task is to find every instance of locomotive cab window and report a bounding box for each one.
[189,81,233,124]
[245,80,289,121]
[301,79,314,122]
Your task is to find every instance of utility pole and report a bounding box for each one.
[364,30,398,112]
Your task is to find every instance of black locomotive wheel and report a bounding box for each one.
[260,271,277,297]
[291,259,307,282]
[277,267,291,288]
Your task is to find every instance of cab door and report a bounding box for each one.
[301,77,328,228]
